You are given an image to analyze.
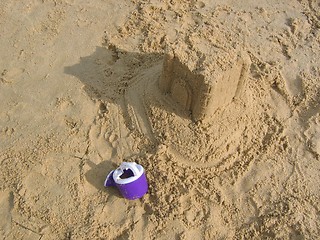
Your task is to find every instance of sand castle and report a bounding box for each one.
[159,52,251,121]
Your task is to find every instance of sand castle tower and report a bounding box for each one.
[159,51,251,121]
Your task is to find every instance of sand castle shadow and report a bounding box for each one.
[64,45,139,103]
[64,46,192,122]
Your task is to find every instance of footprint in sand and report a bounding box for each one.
[0,68,25,84]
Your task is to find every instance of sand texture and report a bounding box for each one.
[0,0,320,239]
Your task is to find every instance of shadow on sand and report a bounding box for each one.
[84,159,122,198]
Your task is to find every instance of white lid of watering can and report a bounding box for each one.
[113,162,144,185]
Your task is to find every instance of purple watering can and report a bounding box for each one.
[104,162,148,200]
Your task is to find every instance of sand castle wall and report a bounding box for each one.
[159,53,250,121]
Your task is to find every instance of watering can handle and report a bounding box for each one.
[120,162,141,176]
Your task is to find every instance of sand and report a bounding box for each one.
[0,0,319,239]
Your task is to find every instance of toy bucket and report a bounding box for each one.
[104,162,148,200]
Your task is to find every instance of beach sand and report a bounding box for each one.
[0,0,319,239]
